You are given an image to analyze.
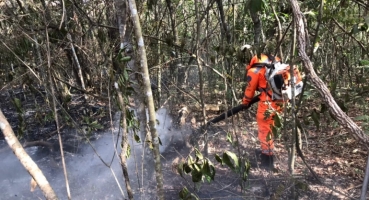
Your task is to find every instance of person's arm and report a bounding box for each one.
[242,67,259,105]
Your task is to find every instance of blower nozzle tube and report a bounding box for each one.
[207,95,260,125]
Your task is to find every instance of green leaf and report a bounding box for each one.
[12,98,23,114]
[329,81,337,94]
[223,151,239,170]
[183,163,192,174]
[359,59,369,66]
[359,23,368,31]
[191,169,203,182]
[202,160,215,181]
[120,56,131,62]
[193,163,201,172]
[187,194,199,200]
[195,148,203,160]
[355,115,369,121]
[311,110,320,130]
[126,144,131,158]
[351,24,360,34]
[271,126,279,139]
[249,0,265,13]
[188,155,194,165]
[123,69,129,81]
[273,113,282,128]
[179,187,189,199]
[178,162,184,177]
[134,133,141,143]
[226,132,232,143]
[215,154,223,164]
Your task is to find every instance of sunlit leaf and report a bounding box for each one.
[188,155,194,165]
[193,163,201,172]
[223,151,239,170]
[226,132,232,143]
[195,148,203,160]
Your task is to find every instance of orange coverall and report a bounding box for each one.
[242,54,283,156]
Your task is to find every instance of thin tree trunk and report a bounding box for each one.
[45,18,71,200]
[288,0,369,144]
[194,0,208,157]
[114,0,134,198]
[269,0,283,59]
[288,19,297,175]
[0,110,58,200]
[67,33,86,91]
[116,84,134,199]
[250,7,263,45]
[215,0,231,43]
[124,14,148,144]
[128,1,164,199]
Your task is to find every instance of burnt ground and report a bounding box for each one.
[160,105,368,200]
[0,87,368,200]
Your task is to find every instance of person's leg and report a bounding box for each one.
[256,101,275,155]
[256,101,281,168]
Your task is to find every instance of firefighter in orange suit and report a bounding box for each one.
[242,54,283,167]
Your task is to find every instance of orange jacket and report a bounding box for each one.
[242,54,281,105]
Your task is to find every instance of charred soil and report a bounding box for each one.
[0,87,367,200]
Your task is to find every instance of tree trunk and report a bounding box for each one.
[114,0,134,198]
[288,18,297,175]
[115,84,134,199]
[0,110,58,200]
[128,1,164,199]
[288,0,369,144]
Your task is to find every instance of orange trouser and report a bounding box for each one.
[256,100,281,155]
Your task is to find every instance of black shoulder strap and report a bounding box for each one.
[250,63,274,69]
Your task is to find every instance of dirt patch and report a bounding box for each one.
[166,107,367,200]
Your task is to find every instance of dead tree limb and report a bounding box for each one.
[0,110,58,200]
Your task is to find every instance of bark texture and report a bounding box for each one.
[0,110,58,200]
[128,1,164,199]
[116,85,134,199]
[114,1,134,198]
[288,0,369,145]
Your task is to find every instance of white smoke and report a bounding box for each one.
[0,108,179,199]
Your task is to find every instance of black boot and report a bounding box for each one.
[260,154,274,169]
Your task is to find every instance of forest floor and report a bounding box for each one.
[0,87,368,200]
